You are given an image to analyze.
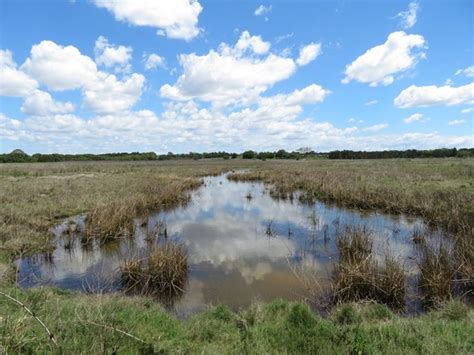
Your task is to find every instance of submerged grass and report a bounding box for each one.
[0,287,473,354]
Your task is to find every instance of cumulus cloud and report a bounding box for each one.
[230,31,271,56]
[144,53,166,70]
[3,104,472,154]
[254,5,272,16]
[21,90,74,116]
[21,40,99,91]
[403,112,428,124]
[20,40,145,114]
[455,65,474,77]
[83,73,145,114]
[94,36,132,73]
[0,49,38,96]
[296,43,321,66]
[396,1,419,29]
[448,119,466,126]
[461,107,473,114]
[394,83,474,108]
[160,31,301,106]
[92,0,203,40]
[342,31,426,86]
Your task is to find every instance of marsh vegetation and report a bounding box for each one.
[1,158,473,351]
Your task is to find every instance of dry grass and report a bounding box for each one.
[333,226,406,308]
[121,242,189,297]
[418,240,457,306]
[85,178,201,243]
[453,226,474,293]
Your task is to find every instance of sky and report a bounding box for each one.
[0,0,473,154]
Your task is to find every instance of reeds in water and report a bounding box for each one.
[121,242,188,297]
[333,225,406,308]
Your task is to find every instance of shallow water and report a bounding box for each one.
[18,174,433,316]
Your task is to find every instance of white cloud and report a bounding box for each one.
[455,65,474,78]
[230,31,271,56]
[21,90,75,116]
[21,40,98,91]
[4,106,472,154]
[94,36,132,73]
[403,112,428,124]
[342,31,426,86]
[394,83,474,108]
[296,43,321,66]
[83,73,145,114]
[92,0,203,40]
[365,100,378,106]
[254,5,272,16]
[144,53,166,70]
[20,40,145,114]
[160,31,298,106]
[0,49,38,97]
[396,1,419,29]
[448,119,466,126]
[461,107,474,114]
[363,123,388,132]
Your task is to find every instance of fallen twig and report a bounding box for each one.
[0,290,58,346]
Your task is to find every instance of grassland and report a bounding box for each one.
[1,287,473,353]
[1,158,473,352]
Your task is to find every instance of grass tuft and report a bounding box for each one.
[333,226,406,308]
[121,242,189,297]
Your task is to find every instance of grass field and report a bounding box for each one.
[1,287,473,353]
[1,158,473,352]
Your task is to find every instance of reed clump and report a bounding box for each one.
[418,240,457,306]
[86,200,137,243]
[453,227,473,293]
[121,242,188,297]
[333,226,406,308]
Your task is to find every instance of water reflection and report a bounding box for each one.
[18,174,431,316]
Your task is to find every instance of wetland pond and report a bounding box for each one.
[18,173,438,316]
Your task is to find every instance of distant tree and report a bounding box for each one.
[242,150,256,159]
[275,149,287,159]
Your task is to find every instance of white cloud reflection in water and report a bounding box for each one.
[18,174,431,315]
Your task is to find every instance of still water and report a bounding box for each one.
[18,174,429,316]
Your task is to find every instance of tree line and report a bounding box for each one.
[1,147,472,163]
[0,150,157,163]
[327,148,473,159]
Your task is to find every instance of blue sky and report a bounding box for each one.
[0,0,473,154]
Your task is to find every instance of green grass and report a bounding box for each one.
[1,287,473,353]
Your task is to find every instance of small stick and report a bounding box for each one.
[0,290,58,346]
[81,319,147,344]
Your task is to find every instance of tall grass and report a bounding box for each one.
[333,226,406,308]
[121,242,189,297]
[417,239,457,306]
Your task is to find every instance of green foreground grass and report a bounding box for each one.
[1,287,473,354]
